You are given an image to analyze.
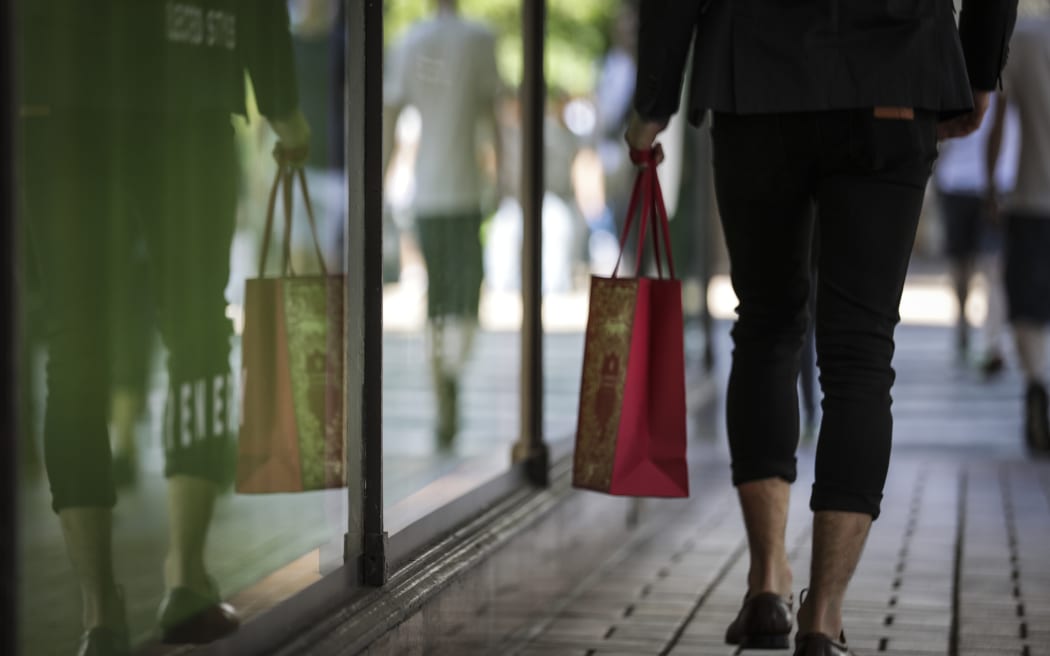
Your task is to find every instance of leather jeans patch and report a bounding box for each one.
[873,106,915,120]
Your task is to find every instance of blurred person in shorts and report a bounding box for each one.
[933,93,1018,374]
[384,0,504,450]
[986,9,1050,452]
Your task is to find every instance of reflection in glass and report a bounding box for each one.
[540,3,640,443]
[17,2,347,654]
[382,0,518,511]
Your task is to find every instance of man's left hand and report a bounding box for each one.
[271,108,312,167]
[938,90,992,140]
[625,111,668,163]
[983,188,1002,228]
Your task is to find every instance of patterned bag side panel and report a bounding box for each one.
[573,277,638,492]
[283,277,333,490]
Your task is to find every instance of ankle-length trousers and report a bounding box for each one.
[712,110,938,519]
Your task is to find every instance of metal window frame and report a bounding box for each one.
[346,0,551,585]
[344,0,387,587]
[511,0,549,486]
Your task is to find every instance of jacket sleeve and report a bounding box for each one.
[239,0,300,120]
[632,0,703,123]
[958,0,1018,91]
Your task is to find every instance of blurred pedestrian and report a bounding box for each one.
[934,94,1018,373]
[985,10,1050,452]
[383,0,504,450]
[626,1,1016,654]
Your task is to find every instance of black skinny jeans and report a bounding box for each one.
[712,110,937,519]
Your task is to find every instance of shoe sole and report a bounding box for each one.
[738,633,791,650]
[160,621,239,645]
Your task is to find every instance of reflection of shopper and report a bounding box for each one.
[934,94,1018,372]
[986,14,1050,453]
[19,2,307,654]
[383,0,503,450]
[627,1,1015,655]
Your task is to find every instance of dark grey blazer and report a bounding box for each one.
[635,0,1018,125]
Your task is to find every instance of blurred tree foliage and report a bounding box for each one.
[383,0,627,96]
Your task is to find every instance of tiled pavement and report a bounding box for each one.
[19,314,1050,655]
[509,324,1050,656]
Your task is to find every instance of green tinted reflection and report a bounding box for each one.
[17,2,348,653]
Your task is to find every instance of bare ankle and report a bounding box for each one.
[747,561,793,598]
[797,596,842,637]
[83,583,125,629]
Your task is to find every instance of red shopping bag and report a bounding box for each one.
[573,149,688,497]
[236,162,346,493]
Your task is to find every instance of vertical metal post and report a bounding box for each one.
[1,0,18,649]
[512,0,549,486]
[345,0,387,586]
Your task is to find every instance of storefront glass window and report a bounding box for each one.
[16,2,350,652]
[381,2,523,518]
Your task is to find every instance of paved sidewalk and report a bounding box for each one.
[19,313,1048,656]
[512,324,1050,656]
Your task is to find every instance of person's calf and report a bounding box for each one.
[738,478,794,598]
[1014,321,1049,385]
[165,475,219,596]
[798,510,872,639]
[58,507,126,630]
[1014,322,1050,451]
[725,478,796,648]
[1025,381,1050,452]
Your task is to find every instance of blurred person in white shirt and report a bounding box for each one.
[986,11,1050,452]
[934,94,1019,374]
[384,0,504,450]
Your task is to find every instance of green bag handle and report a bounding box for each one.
[258,147,329,278]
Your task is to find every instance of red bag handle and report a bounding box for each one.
[611,147,676,280]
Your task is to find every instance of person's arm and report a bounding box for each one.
[239,0,310,162]
[474,30,505,198]
[382,104,403,179]
[382,37,409,178]
[959,0,1018,92]
[489,102,505,200]
[939,0,1018,140]
[984,92,1008,218]
[625,0,702,153]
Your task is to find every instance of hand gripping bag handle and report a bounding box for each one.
[611,147,676,280]
[258,150,329,278]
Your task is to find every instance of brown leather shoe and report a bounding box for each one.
[724,591,793,649]
[78,587,130,656]
[794,632,855,655]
